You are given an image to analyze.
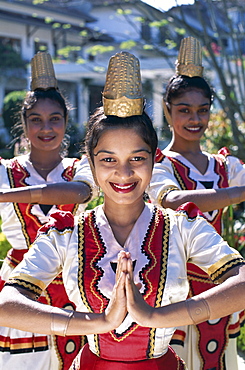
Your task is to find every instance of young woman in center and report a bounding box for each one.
[0,51,244,370]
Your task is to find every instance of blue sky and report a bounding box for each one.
[142,0,194,11]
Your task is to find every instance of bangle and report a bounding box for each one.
[29,186,44,204]
[158,186,179,207]
[50,309,74,337]
[80,182,93,203]
[186,298,210,325]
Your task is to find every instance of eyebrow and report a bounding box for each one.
[94,148,152,156]
[171,102,210,107]
[26,112,64,118]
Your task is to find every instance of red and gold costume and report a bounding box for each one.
[6,202,244,369]
[0,154,91,370]
[148,147,245,370]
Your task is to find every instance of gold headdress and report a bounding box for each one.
[30,52,58,91]
[175,36,203,77]
[102,51,143,117]
[163,37,203,125]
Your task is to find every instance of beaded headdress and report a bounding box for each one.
[175,36,203,77]
[102,51,143,117]
[30,52,58,91]
[163,36,203,125]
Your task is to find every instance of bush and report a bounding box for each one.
[2,90,26,142]
[0,219,11,267]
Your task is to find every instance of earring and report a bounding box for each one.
[14,135,31,156]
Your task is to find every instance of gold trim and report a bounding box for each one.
[208,253,243,276]
[8,272,46,289]
[148,207,170,358]
[103,96,143,118]
[7,162,32,247]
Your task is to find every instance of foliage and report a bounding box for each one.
[238,325,245,352]
[0,219,11,268]
[199,110,245,351]
[2,91,27,157]
[201,110,245,161]
[2,91,26,137]
[0,44,26,69]
[86,193,104,210]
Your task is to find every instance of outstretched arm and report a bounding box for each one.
[125,256,245,328]
[162,186,245,212]
[0,182,92,205]
[0,267,126,336]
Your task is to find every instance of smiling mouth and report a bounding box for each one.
[110,182,137,193]
[185,127,202,132]
[38,136,55,142]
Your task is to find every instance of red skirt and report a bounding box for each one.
[71,343,186,370]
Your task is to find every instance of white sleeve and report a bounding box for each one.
[174,206,243,280]
[226,155,245,187]
[148,158,180,205]
[0,158,12,212]
[73,155,93,183]
[73,155,97,197]
[7,219,75,292]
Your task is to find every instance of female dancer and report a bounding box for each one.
[0,51,244,370]
[148,37,245,369]
[0,52,92,370]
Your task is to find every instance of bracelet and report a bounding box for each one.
[29,186,43,204]
[50,309,74,337]
[80,182,94,203]
[186,298,210,325]
[158,186,179,207]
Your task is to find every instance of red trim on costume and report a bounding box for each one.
[0,334,49,354]
[166,156,197,190]
[165,152,229,233]
[187,263,230,370]
[38,211,75,234]
[6,248,27,268]
[218,147,231,157]
[176,201,205,218]
[6,158,78,246]
[170,329,186,346]
[77,208,170,361]
[155,147,164,163]
[4,158,82,370]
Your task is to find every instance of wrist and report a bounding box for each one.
[50,308,74,336]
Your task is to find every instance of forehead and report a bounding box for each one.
[172,88,210,103]
[95,127,149,150]
[28,98,63,112]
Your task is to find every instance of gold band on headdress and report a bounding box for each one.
[31,52,58,91]
[175,36,203,77]
[103,51,143,117]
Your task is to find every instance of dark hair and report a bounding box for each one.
[85,106,158,165]
[165,75,214,105]
[21,88,69,124]
[10,88,70,156]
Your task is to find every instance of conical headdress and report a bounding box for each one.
[31,52,58,91]
[103,51,143,117]
[175,36,203,77]
[163,37,204,125]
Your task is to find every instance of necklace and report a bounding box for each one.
[29,158,61,171]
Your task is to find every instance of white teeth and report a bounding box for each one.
[187,127,200,131]
[113,183,133,189]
